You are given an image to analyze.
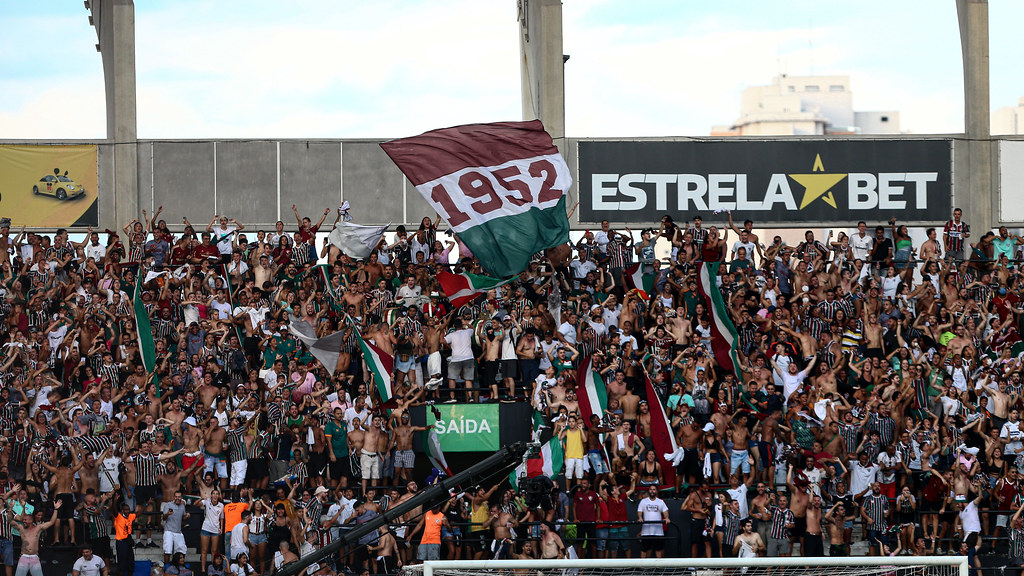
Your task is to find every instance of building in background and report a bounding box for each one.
[993,96,1024,135]
[711,74,901,136]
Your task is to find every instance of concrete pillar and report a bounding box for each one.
[90,0,139,229]
[518,0,565,152]
[955,0,993,233]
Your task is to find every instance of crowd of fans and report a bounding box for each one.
[0,204,1022,576]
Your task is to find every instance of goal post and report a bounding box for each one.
[410,556,970,576]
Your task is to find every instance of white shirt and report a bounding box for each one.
[343,406,370,433]
[200,499,225,534]
[212,225,238,255]
[99,456,122,493]
[851,232,874,261]
[1001,420,1024,456]
[877,452,900,484]
[727,486,749,519]
[849,461,880,496]
[558,320,577,345]
[396,284,422,306]
[781,369,808,403]
[960,501,981,534]
[445,329,475,362]
[85,243,106,263]
[73,556,107,576]
[637,497,668,536]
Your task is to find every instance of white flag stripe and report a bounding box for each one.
[579,357,603,419]
[414,153,571,234]
[328,222,389,259]
[699,265,737,350]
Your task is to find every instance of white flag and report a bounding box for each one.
[328,221,388,260]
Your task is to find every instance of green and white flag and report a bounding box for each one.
[509,438,563,489]
[381,120,571,279]
[133,267,157,372]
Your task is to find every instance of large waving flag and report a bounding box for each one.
[287,313,348,376]
[133,268,157,372]
[380,120,571,278]
[695,262,742,379]
[437,270,517,308]
[509,438,563,489]
[424,426,452,477]
[643,372,679,488]
[353,327,395,408]
[328,221,389,260]
[575,355,608,423]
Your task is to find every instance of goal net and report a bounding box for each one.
[404,557,969,576]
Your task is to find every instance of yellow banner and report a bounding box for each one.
[0,144,98,227]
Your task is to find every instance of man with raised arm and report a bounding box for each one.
[11,499,62,576]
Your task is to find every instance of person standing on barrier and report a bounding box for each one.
[572,477,599,558]
[638,485,668,559]
[10,500,60,576]
[767,492,794,558]
[943,207,970,263]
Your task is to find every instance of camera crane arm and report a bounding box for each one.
[275,441,532,576]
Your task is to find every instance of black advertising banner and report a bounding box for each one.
[577,139,951,224]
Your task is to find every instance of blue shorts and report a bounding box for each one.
[201,530,219,538]
[588,451,609,474]
[731,449,750,475]
[249,533,268,545]
[594,527,609,551]
[395,356,414,373]
[0,538,12,567]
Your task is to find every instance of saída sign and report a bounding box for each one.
[427,403,500,452]
[577,139,951,224]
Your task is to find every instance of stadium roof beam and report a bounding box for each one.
[956,0,993,234]
[87,0,139,230]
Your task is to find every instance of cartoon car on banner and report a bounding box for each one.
[32,170,86,201]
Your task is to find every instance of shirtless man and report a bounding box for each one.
[539,522,565,559]
[803,494,825,557]
[682,484,712,557]
[675,416,703,490]
[477,319,504,400]
[786,467,811,555]
[729,412,753,478]
[33,445,83,545]
[391,413,430,483]
[618,387,641,426]
[12,499,61,576]
[77,451,102,498]
[862,312,885,358]
[182,417,205,492]
[392,482,424,565]
[360,415,385,492]
[204,418,229,490]
[483,503,520,559]
[732,518,764,559]
[422,316,445,388]
[824,502,850,556]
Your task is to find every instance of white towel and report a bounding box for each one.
[703,452,712,479]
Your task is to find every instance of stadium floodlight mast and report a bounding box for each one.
[407,556,969,576]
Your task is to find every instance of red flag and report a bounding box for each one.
[644,372,679,489]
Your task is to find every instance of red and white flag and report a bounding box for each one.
[380,121,571,279]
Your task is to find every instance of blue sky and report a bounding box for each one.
[1,1,1022,139]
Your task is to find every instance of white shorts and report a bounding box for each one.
[230,460,248,486]
[164,531,187,555]
[205,455,228,479]
[361,450,381,480]
[427,351,442,377]
[565,458,584,479]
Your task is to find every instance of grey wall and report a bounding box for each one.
[8,135,1024,230]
